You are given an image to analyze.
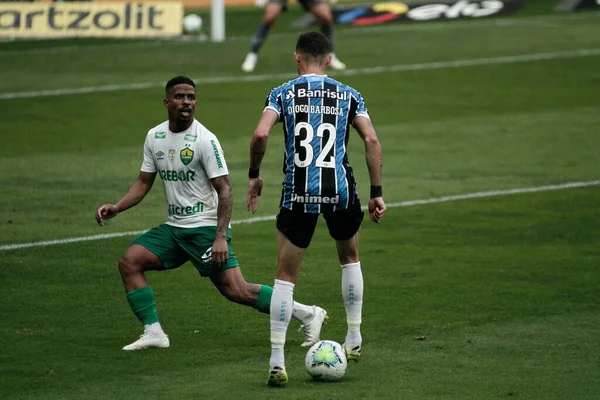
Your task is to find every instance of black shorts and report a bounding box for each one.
[276,207,364,249]
[269,0,325,11]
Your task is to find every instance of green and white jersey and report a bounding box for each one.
[141,119,229,228]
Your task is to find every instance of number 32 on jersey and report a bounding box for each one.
[294,122,336,169]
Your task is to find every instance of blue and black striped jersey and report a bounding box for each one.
[264,73,370,214]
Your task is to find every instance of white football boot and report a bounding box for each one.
[241,52,258,73]
[329,53,347,70]
[122,330,170,351]
[299,306,328,347]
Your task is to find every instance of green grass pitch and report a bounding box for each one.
[0,5,599,399]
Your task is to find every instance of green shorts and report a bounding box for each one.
[133,224,239,277]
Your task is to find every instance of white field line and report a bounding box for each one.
[1,180,598,252]
[1,48,599,100]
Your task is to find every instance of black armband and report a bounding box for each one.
[248,168,260,179]
[370,185,383,198]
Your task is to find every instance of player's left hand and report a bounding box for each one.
[247,177,264,213]
[211,237,229,268]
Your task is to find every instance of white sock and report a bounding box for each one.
[144,322,165,337]
[270,279,294,369]
[292,301,313,323]
[341,262,363,345]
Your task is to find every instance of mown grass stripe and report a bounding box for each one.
[1,180,597,251]
[1,48,599,100]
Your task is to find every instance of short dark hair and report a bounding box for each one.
[165,76,195,96]
[296,31,331,61]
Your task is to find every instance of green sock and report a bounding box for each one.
[255,285,273,314]
[126,286,159,326]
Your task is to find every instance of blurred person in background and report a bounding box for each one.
[241,0,346,72]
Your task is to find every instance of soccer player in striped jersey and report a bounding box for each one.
[247,32,386,386]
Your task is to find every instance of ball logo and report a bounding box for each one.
[310,342,343,368]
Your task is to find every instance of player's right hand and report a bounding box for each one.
[247,177,264,214]
[368,197,386,223]
[96,204,118,226]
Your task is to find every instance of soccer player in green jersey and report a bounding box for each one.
[96,76,327,351]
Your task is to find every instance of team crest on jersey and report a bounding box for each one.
[180,148,194,165]
[285,90,295,100]
[155,131,166,139]
[168,150,176,162]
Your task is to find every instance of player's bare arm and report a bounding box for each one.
[354,116,386,223]
[211,175,233,265]
[96,171,157,226]
[247,109,278,213]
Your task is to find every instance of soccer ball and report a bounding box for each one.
[305,340,348,382]
[183,14,203,33]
